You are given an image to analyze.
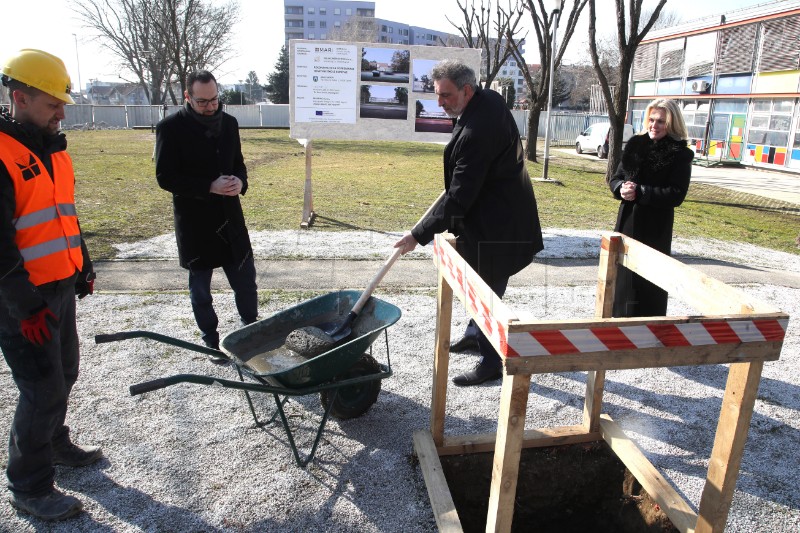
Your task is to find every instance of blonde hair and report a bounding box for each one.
[642,98,688,140]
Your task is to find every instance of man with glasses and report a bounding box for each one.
[155,70,258,362]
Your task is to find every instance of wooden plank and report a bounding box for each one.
[432,234,517,356]
[696,361,764,533]
[618,235,781,315]
[584,234,618,433]
[413,430,463,533]
[431,269,454,446]
[599,415,698,533]
[504,341,782,374]
[486,373,531,532]
[301,139,315,228]
[437,425,601,456]
[506,312,789,334]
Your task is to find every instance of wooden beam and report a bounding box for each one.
[696,361,764,533]
[618,235,781,315]
[504,341,782,374]
[599,415,698,533]
[301,139,315,228]
[413,430,463,533]
[431,268,454,446]
[486,373,531,532]
[437,425,601,456]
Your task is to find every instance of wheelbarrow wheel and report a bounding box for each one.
[320,354,381,420]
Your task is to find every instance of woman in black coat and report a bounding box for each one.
[609,98,694,317]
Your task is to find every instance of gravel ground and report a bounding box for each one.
[0,231,798,532]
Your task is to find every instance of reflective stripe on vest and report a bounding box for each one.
[0,132,83,285]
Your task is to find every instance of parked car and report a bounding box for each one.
[575,122,635,159]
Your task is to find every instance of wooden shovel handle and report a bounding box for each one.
[351,190,446,315]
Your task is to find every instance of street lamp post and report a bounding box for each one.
[541,0,561,183]
[239,80,244,105]
[72,34,83,104]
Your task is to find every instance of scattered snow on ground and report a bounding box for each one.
[114,229,800,273]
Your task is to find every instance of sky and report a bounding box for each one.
[0,0,778,91]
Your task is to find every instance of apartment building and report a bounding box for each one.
[630,0,800,171]
[283,0,526,97]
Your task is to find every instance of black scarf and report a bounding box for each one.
[182,102,223,138]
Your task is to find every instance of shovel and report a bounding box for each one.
[285,191,445,356]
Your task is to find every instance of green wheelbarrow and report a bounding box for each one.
[95,290,401,467]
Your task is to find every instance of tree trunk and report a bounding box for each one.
[525,108,542,162]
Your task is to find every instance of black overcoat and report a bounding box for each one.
[155,106,252,270]
[609,133,694,316]
[412,88,543,280]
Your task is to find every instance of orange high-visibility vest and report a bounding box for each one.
[0,132,83,286]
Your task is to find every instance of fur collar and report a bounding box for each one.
[621,134,687,178]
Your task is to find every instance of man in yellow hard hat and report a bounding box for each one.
[0,49,99,521]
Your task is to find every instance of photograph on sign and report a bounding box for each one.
[412,59,439,93]
[360,85,409,120]
[360,47,410,83]
[414,99,453,134]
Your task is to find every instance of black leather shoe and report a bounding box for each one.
[203,340,229,365]
[9,488,83,521]
[452,362,503,386]
[449,335,480,353]
[53,442,103,467]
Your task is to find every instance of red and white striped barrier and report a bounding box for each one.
[434,234,789,359]
[505,319,788,357]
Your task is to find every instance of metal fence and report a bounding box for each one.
[60,104,608,145]
[510,110,611,145]
[62,104,291,129]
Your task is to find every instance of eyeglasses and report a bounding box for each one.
[191,95,219,106]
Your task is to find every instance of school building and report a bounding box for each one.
[630,1,800,172]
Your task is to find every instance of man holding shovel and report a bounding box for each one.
[395,60,543,386]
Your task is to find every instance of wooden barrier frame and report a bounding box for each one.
[414,232,789,533]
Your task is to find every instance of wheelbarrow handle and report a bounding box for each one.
[130,378,171,395]
[95,330,222,356]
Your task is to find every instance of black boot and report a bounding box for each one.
[452,360,502,386]
[449,335,480,353]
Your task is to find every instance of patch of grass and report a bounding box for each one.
[65,129,799,259]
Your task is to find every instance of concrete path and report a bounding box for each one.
[94,256,800,293]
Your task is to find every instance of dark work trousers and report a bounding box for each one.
[188,255,258,346]
[0,276,79,497]
[461,271,509,370]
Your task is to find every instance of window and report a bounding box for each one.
[320,7,326,15]
[319,21,326,28]
[307,21,315,28]
[747,99,792,146]
[716,74,752,95]
[307,7,314,14]
[287,32,303,40]
[388,27,393,34]
[346,8,352,15]
[382,25,387,32]
[681,101,710,139]
[334,8,340,15]
[334,21,341,27]
[286,20,303,28]
[321,33,326,40]
[509,61,516,67]
[285,6,302,15]
[308,33,315,39]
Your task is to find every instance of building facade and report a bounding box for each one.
[630,1,800,171]
[283,0,526,97]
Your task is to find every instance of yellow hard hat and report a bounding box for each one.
[1,49,75,104]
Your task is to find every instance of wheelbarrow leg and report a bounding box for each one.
[272,388,339,468]
[235,366,288,427]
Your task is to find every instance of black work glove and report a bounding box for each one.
[76,271,96,299]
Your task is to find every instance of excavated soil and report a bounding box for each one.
[440,441,679,532]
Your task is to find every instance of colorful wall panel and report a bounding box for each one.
[747,144,788,165]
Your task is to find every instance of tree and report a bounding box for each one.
[220,88,245,105]
[265,45,289,104]
[395,87,408,105]
[588,0,666,180]
[506,0,589,162]
[447,0,526,89]
[390,50,410,74]
[74,0,240,104]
